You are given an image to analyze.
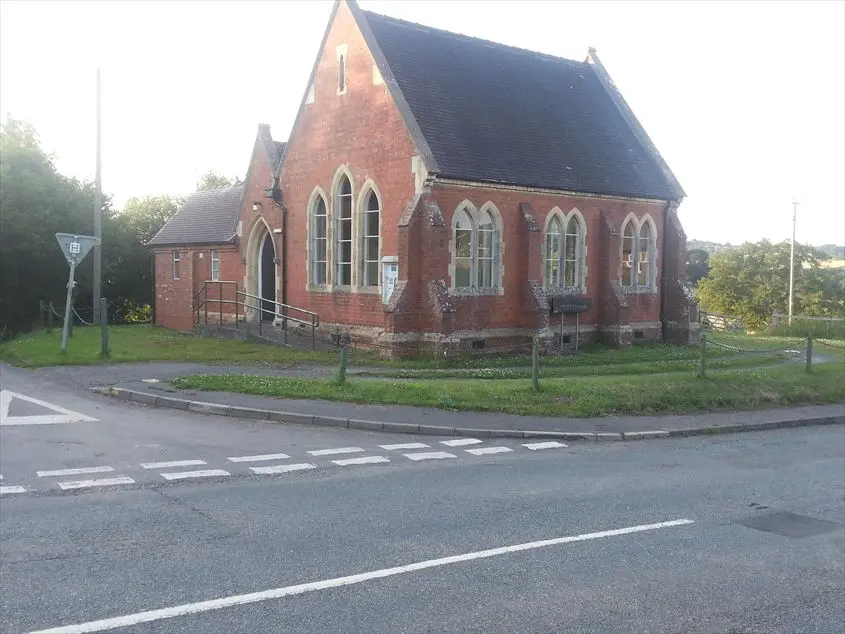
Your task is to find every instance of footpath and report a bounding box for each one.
[55,361,845,442]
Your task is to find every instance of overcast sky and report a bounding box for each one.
[1,0,843,246]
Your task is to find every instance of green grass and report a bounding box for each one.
[171,363,845,418]
[0,325,339,367]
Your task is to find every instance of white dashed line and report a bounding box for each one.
[159,470,230,481]
[58,477,136,490]
[307,447,365,457]
[522,441,568,450]
[37,466,115,477]
[0,485,27,495]
[250,463,316,475]
[440,438,482,447]
[332,456,390,466]
[378,443,430,450]
[141,460,207,470]
[403,451,457,461]
[466,446,514,456]
[227,453,290,463]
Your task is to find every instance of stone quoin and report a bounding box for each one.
[148,0,699,356]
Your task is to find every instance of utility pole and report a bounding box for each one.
[788,201,798,325]
[93,68,103,324]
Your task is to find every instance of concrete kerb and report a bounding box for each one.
[93,387,845,441]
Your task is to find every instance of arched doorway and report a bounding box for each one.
[258,233,276,322]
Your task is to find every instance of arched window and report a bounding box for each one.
[454,207,474,288]
[544,209,585,289]
[477,210,496,288]
[620,215,657,289]
[335,175,352,286]
[310,195,328,285]
[362,189,380,287]
[338,54,346,93]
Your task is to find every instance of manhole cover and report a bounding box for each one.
[737,511,841,539]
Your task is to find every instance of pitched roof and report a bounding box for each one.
[360,9,683,201]
[257,124,287,172]
[147,185,243,246]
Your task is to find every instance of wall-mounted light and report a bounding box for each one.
[252,201,263,212]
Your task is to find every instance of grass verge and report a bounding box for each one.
[171,363,845,418]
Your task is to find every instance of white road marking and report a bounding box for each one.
[466,446,514,456]
[159,470,230,481]
[0,485,27,495]
[29,518,695,634]
[227,453,290,463]
[440,438,482,447]
[522,441,568,450]
[37,466,115,478]
[250,463,316,475]
[0,390,99,426]
[403,451,456,461]
[0,474,3,479]
[141,460,207,470]
[307,447,365,456]
[332,456,390,466]
[58,477,135,490]
[378,442,430,450]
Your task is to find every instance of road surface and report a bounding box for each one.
[1,364,843,633]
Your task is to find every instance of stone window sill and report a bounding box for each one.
[543,285,585,295]
[621,286,658,295]
[449,287,503,297]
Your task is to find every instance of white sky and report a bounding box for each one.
[1,0,843,246]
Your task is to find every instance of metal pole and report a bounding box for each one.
[60,260,77,351]
[531,338,540,392]
[575,313,580,352]
[100,297,109,358]
[219,281,223,325]
[697,334,706,378]
[788,201,798,326]
[559,314,564,351]
[93,68,103,324]
[805,335,812,373]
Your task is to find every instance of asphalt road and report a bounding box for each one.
[1,364,843,633]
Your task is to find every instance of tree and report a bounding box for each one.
[120,195,182,244]
[197,170,242,191]
[685,248,710,286]
[697,239,843,329]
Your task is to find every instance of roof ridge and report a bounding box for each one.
[362,9,587,68]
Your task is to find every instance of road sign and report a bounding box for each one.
[56,233,98,265]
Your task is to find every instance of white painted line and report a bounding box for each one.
[141,460,207,470]
[307,447,365,457]
[378,443,430,451]
[403,451,457,461]
[440,438,482,447]
[0,389,99,426]
[58,477,135,491]
[37,466,115,478]
[159,470,230,481]
[0,474,3,479]
[227,453,290,463]
[0,485,27,495]
[29,518,695,634]
[522,441,568,451]
[332,456,390,467]
[466,446,514,456]
[250,463,316,475]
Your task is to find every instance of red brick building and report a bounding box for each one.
[149,0,699,354]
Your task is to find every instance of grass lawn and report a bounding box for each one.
[0,325,338,367]
[171,363,845,418]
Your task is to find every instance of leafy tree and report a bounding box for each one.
[120,195,182,244]
[697,239,843,329]
[685,248,710,286]
[197,170,242,191]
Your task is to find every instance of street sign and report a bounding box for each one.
[55,233,98,265]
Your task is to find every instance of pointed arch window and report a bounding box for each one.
[544,209,585,290]
[620,216,657,289]
[338,54,346,93]
[362,189,381,287]
[451,203,501,290]
[335,175,353,286]
[310,195,328,285]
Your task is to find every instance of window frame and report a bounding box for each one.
[450,202,502,293]
[309,192,328,287]
[172,250,181,280]
[209,249,220,282]
[360,187,381,288]
[335,175,353,287]
[619,214,657,290]
[543,208,586,291]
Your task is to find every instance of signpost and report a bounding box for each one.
[56,233,98,351]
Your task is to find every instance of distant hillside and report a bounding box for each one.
[688,239,844,260]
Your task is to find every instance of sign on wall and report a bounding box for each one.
[382,256,398,304]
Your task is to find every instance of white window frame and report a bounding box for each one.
[334,174,353,287]
[210,249,220,281]
[619,214,657,290]
[359,184,381,288]
[450,201,503,292]
[543,207,586,291]
[309,191,328,286]
[172,250,181,280]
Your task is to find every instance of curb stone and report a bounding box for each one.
[92,387,845,441]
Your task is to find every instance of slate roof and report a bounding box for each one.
[147,185,243,246]
[362,10,682,201]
